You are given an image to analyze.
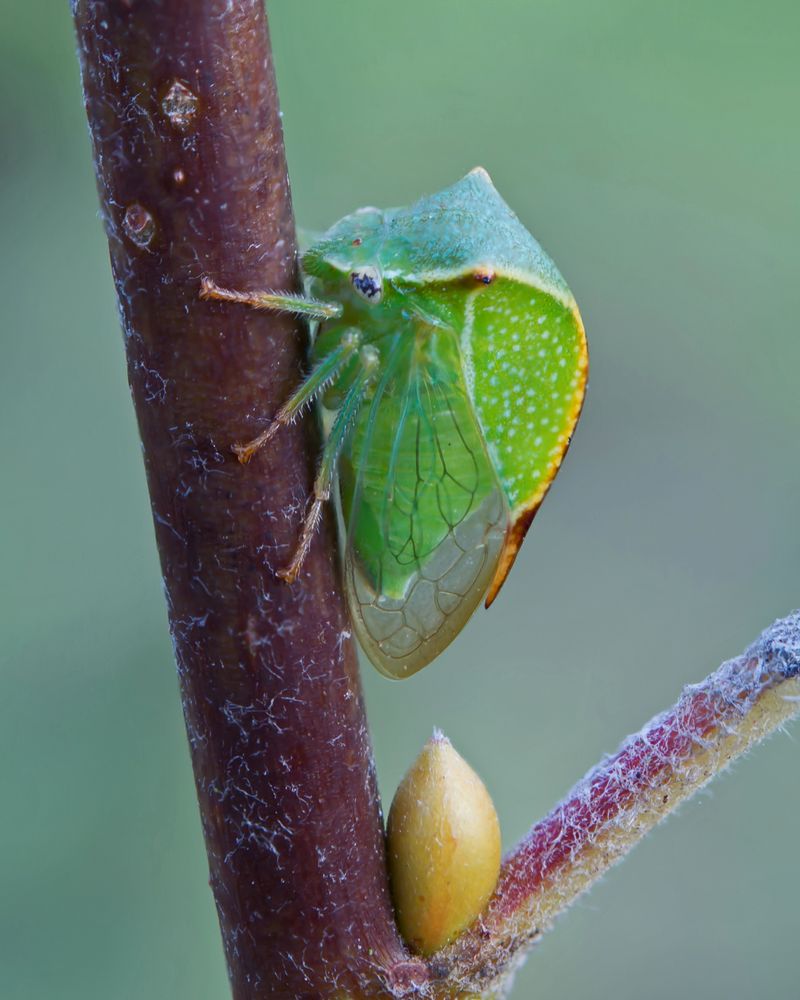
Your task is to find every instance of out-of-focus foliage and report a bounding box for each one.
[0,2,797,998]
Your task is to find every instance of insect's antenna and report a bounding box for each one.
[200,276,342,320]
[232,331,362,464]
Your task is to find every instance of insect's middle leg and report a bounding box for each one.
[279,346,379,584]
[233,331,361,463]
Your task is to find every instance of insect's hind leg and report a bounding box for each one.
[279,346,379,584]
[233,330,361,463]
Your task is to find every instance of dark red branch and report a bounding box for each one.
[72,3,423,996]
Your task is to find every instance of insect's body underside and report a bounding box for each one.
[207,168,587,678]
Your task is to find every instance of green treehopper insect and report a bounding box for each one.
[201,168,587,679]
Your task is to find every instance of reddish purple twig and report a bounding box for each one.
[433,611,800,996]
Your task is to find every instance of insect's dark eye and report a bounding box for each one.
[350,266,383,304]
[352,237,362,246]
[474,269,495,285]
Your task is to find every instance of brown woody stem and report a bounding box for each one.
[71,2,424,997]
[432,611,800,997]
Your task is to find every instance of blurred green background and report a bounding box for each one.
[1,2,798,998]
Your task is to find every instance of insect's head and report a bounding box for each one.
[302,207,396,315]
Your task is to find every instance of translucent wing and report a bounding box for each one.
[340,326,509,679]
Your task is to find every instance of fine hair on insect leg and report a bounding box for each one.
[279,346,380,583]
[232,330,361,463]
[200,276,342,320]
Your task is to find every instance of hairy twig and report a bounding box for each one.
[431,611,800,997]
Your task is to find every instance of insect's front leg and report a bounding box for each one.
[200,276,341,320]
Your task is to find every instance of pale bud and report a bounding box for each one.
[386,731,501,955]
